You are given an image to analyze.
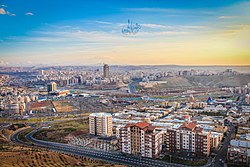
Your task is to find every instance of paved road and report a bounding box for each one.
[213,126,235,167]
[11,127,33,146]
[11,127,217,167]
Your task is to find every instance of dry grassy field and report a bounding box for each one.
[0,150,126,167]
[0,151,82,167]
[52,100,78,113]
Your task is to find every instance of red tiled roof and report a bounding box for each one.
[124,122,151,129]
[124,122,156,133]
[134,122,150,129]
[182,115,190,119]
[180,122,196,130]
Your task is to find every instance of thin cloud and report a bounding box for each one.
[95,21,112,25]
[122,8,215,16]
[226,24,250,29]
[25,12,34,16]
[8,13,16,16]
[141,24,207,30]
[218,16,236,19]
[0,8,7,14]
[141,24,168,29]
[180,26,208,29]
[123,8,182,13]
[139,31,189,36]
[1,4,7,7]
[37,29,189,43]
[0,8,16,16]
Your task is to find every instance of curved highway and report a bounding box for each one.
[12,127,214,167]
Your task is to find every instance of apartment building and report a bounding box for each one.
[227,139,250,165]
[210,132,223,150]
[119,122,163,159]
[89,113,113,137]
[165,122,211,156]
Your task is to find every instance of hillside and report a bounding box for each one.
[158,74,250,88]
[185,75,250,87]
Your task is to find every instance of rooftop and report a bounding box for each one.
[124,122,156,132]
[179,122,196,131]
[89,112,112,117]
[134,122,150,129]
[230,140,250,148]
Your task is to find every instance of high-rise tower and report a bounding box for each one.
[103,64,110,78]
[47,82,57,92]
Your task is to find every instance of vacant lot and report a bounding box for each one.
[52,100,78,113]
[34,118,89,143]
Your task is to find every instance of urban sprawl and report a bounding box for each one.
[0,65,250,167]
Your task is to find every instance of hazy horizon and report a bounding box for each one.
[1,64,250,74]
[1,64,250,67]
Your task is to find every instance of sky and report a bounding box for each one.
[0,0,250,66]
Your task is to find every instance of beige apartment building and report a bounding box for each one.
[89,113,113,137]
[119,122,163,159]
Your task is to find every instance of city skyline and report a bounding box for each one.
[0,0,250,66]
